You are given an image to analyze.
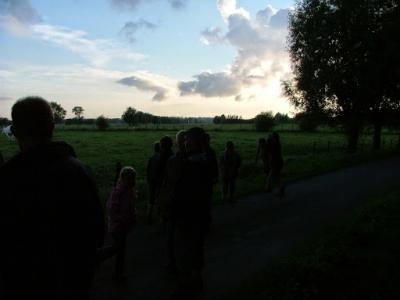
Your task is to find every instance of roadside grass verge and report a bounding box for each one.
[221,189,400,300]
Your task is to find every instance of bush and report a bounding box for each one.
[96,116,109,131]
[295,112,320,132]
[254,112,275,131]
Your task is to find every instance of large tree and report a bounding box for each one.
[122,107,137,126]
[72,106,84,121]
[287,0,399,151]
[49,102,66,123]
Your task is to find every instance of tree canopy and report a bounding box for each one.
[287,0,400,150]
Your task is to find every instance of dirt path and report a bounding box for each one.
[91,156,400,300]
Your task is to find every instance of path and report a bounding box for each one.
[91,156,400,300]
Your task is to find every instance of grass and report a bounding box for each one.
[0,128,399,209]
[221,188,400,300]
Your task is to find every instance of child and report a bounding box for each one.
[220,141,241,203]
[266,133,285,197]
[106,166,138,280]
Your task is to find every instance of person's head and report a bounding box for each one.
[176,130,186,151]
[160,136,173,152]
[271,132,281,149]
[258,138,266,146]
[185,127,206,153]
[153,142,161,153]
[11,96,55,151]
[118,166,137,188]
[226,141,234,151]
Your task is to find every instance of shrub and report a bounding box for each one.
[96,115,109,131]
[254,112,275,131]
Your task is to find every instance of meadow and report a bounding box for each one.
[0,127,399,209]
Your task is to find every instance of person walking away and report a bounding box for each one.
[0,97,105,300]
[170,127,212,299]
[255,137,271,192]
[106,166,138,280]
[146,142,161,224]
[159,130,186,275]
[220,141,241,203]
[154,136,174,222]
[266,132,285,197]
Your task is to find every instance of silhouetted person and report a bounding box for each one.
[256,137,271,191]
[266,132,285,196]
[159,130,186,275]
[204,133,218,229]
[147,142,161,224]
[0,97,105,300]
[0,150,4,166]
[106,167,138,280]
[220,141,241,203]
[171,127,212,299]
[154,136,174,218]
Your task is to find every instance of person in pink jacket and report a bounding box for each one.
[106,166,138,280]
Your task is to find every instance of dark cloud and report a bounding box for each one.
[111,0,189,11]
[117,75,168,101]
[178,72,241,98]
[168,0,188,10]
[0,0,42,24]
[121,19,158,43]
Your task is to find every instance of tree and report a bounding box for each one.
[274,113,291,124]
[122,107,137,126]
[0,117,11,127]
[49,102,66,123]
[72,106,84,121]
[287,0,400,151]
[295,112,320,132]
[254,112,275,132]
[96,115,109,131]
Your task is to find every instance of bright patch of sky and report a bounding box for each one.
[0,0,294,119]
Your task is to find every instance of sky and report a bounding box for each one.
[0,0,295,119]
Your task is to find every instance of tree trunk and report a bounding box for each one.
[347,126,360,153]
[372,115,383,151]
[345,114,362,153]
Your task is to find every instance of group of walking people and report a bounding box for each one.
[0,96,284,300]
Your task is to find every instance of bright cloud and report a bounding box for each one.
[180,0,292,100]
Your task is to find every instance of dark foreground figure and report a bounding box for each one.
[0,97,105,300]
[170,127,213,299]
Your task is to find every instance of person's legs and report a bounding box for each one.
[222,177,229,202]
[165,220,178,275]
[112,231,128,279]
[147,182,156,224]
[229,176,237,202]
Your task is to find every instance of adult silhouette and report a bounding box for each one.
[171,127,212,299]
[0,150,4,166]
[0,97,105,300]
[220,141,242,203]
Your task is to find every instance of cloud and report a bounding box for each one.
[178,0,291,99]
[200,27,224,45]
[0,0,41,24]
[168,0,188,10]
[0,96,13,101]
[31,24,146,67]
[111,0,189,11]
[179,72,241,97]
[121,19,158,43]
[117,75,169,101]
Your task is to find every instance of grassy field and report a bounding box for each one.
[221,188,400,300]
[0,129,399,209]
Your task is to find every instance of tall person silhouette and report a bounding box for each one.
[0,97,105,300]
